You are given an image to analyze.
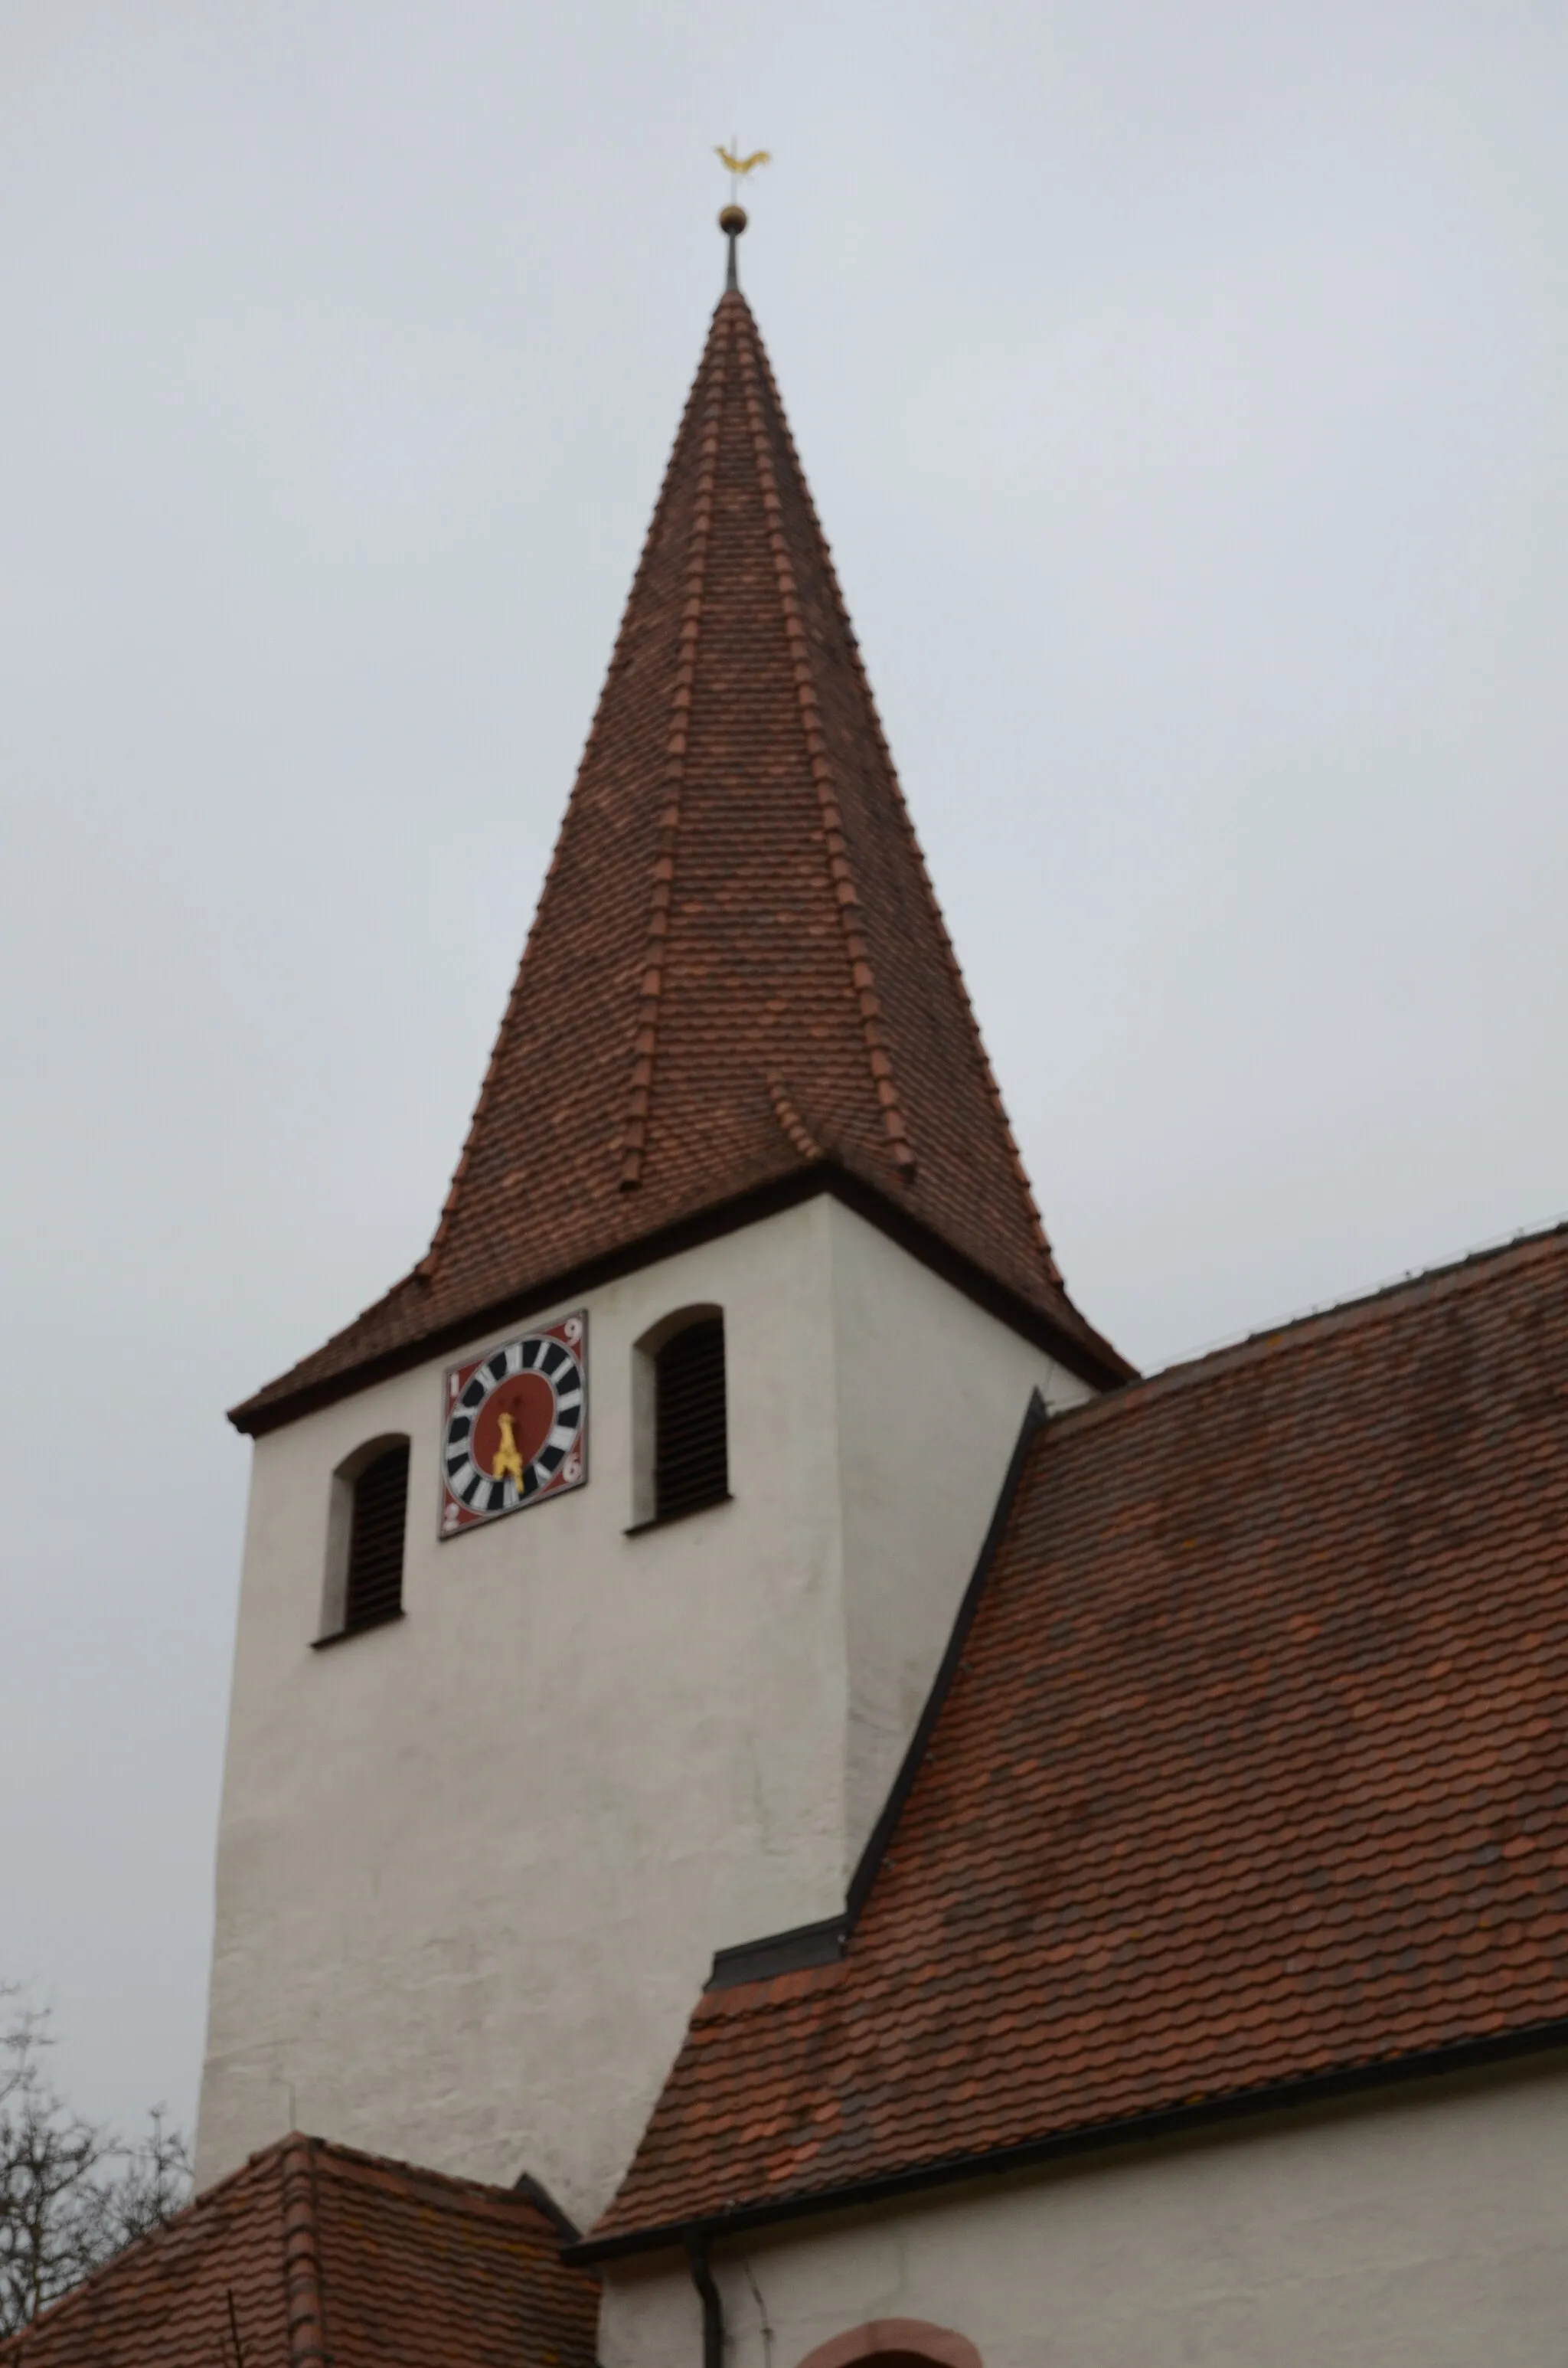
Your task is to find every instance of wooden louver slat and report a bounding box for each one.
[345,1444,410,1632]
[654,1317,728,1522]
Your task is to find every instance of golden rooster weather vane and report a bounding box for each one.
[715,140,771,204]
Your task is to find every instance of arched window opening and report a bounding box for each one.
[344,1443,410,1630]
[318,1435,410,1644]
[655,1313,728,1522]
[629,1307,730,1531]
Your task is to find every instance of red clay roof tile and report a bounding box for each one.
[0,2134,599,2368]
[231,287,1125,1433]
[590,1225,1568,2242]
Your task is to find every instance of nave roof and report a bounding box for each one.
[588,1222,1568,2246]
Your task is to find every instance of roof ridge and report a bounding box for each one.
[767,1071,824,1162]
[280,2137,329,2368]
[416,316,724,1274]
[741,316,1057,1267]
[733,301,916,1183]
[616,307,729,1188]
[303,2134,571,2235]
[1054,1215,1568,1435]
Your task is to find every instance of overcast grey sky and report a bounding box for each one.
[2,2,1564,2144]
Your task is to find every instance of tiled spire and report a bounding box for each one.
[234,262,1127,1431]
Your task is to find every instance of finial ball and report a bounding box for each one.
[718,204,748,236]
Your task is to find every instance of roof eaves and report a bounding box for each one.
[230,1159,1134,1435]
[570,2015,1568,2264]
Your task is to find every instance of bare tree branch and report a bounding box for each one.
[0,1991,192,2334]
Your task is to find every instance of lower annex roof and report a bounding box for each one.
[0,2133,599,2368]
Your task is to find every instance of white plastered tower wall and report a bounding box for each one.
[196,1192,1093,2219]
[596,2054,1568,2368]
[827,1209,1092,1864]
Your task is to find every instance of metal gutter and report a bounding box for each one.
[567,2016,1568,2265]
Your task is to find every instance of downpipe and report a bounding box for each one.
[688,2236,724,2368]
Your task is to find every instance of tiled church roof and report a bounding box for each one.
[587,1224,1568,2246]
[232,277,1127,1433]
[0,2134,598,2368]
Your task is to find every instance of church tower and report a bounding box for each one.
[198,217,1129,2223]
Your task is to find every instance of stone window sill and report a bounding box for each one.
[625,1493,733,1538]
[312,1608,407,1650]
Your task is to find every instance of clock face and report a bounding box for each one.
[439,1314,586,1535]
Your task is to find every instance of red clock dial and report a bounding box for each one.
[440,1314,586,1534]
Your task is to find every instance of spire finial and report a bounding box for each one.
[714,141,769,293]
[718,203,746,291]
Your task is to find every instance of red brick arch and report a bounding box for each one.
[793,2322,982,2368]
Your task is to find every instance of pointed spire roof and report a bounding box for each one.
[234,270,1128,1432]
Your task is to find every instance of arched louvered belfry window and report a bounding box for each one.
[653,1313,728,1523]
[341,1441,410,1634]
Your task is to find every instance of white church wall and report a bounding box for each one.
[200,1196,850,2217]
[825,1199,1092,1870]
[198,1190,1101,2224]
[598,2055,1568,2368]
